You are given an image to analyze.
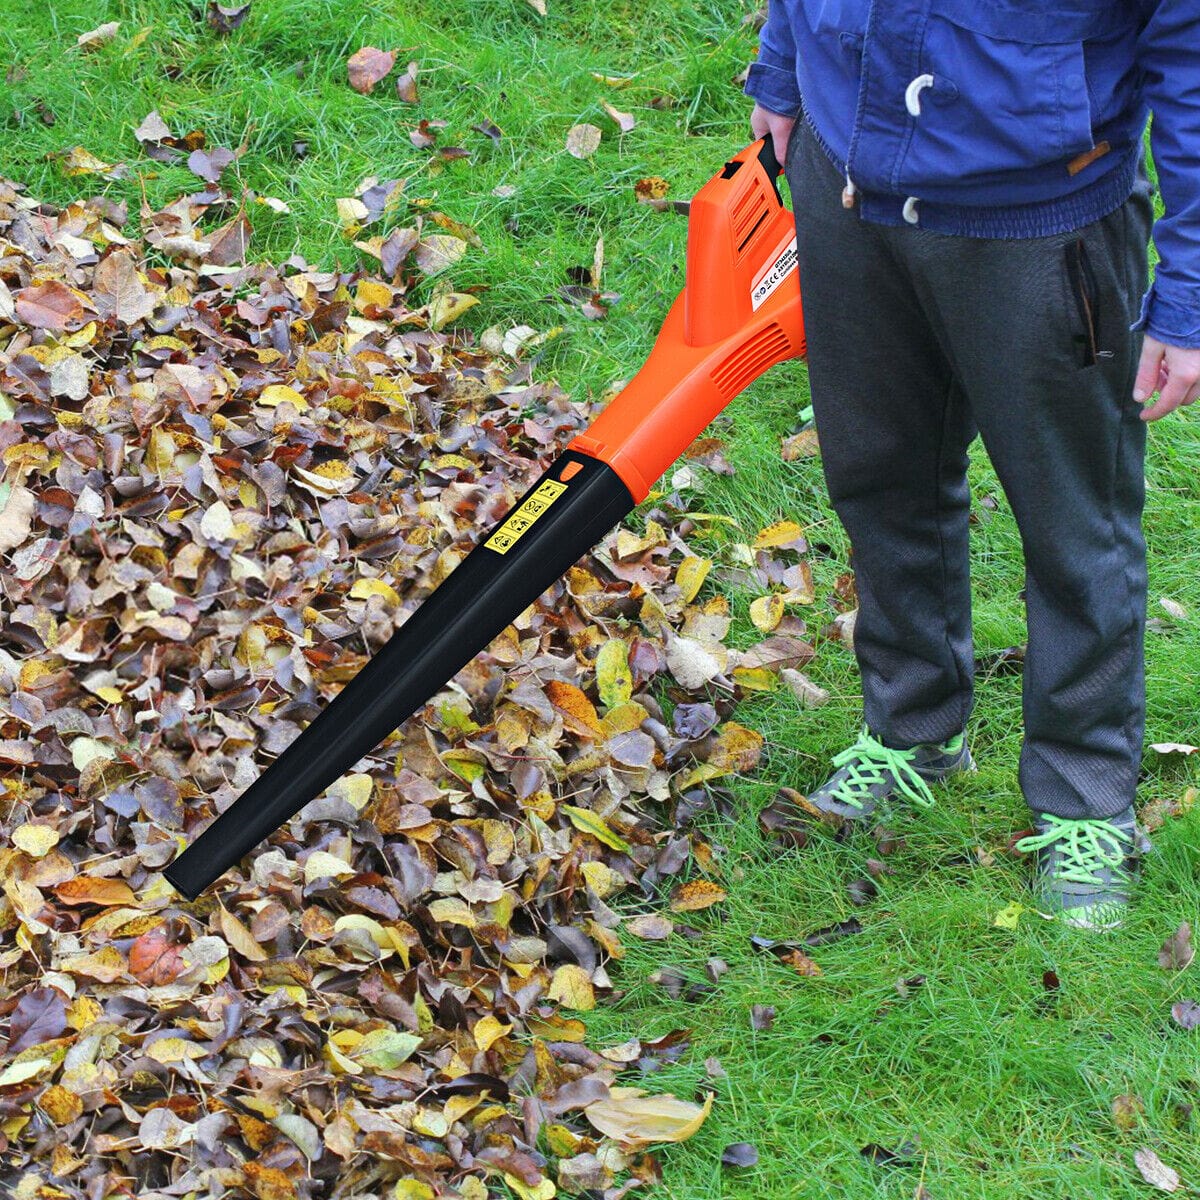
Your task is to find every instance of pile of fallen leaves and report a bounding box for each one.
[0,172,824,1200]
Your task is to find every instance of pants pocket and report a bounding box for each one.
[1065,237,1106,369]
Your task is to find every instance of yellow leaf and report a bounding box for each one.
[674,762,725,791]
[146,1037,207,1064]
[349,577,400,606]
[12,824,60,858]
[547,964,595,1011]
[327,774,374,811]
[428,897,477,929]
[258,384,309,410]
[993,902,1026,930]
[217,905,269,962]
[595,639,633,710]
[676,555,711,603]
[706,722,765,775]
[749,594,784,633]
[0,1058,51,1086]
[584,1088,714,1147]
[731,665,779,692]
[40,1084,83,1125]
[504,1177,556,1200]
[428,291,479,331]
[355,279,393,312]
[303,850,355,884]
[70,736,116,772]
[562,805,631,854]
[753,520,805,549]
[669,880,728,912]
[394,1180,437,1200]
[580,860,626,898]
[473,1014,513,1052]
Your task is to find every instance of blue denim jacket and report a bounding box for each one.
[745,0,1200,348]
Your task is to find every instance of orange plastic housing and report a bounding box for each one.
[568,139,805,502]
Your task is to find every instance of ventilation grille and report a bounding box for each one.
[711,323,791,401]
[730,181,770,255]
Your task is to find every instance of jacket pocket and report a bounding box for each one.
[902,2,1119,183]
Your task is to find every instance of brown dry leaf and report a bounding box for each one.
[584,1088,714,1148]
[1159,922,1194,971]
[1112,1093,1145,1131]
[54,876,138,907]
[545,680,604,738]
[626,914,674,941]
[347,46,396,94]
[781,949,823,977]
[781,429,821,460]
[0,485,36,553]
[669,881,727,913]
[15,280,86,331]
[602,101,636,133]
[396,60,420,102]
[1134,1148,1182,1193]
[77,21,120,50]
[566,124,602,159]
[635,176,670,202]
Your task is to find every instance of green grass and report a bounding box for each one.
[4,3,1200,1197]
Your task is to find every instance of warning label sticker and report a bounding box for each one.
[750,234,798,312]
[485,478,568,554]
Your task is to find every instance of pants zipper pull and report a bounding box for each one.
[842,171,858,209]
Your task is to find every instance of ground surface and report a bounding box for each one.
[3,2,1200,1197]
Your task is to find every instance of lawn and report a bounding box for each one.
[3,2,1200,1197]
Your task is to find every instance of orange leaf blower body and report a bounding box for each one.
[164,138,805,900]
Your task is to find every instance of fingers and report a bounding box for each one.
[1138,344,1200,422]
[1133,336,1164,404]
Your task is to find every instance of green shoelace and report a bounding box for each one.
[1014,815,1135,885]
[826,728,948,811]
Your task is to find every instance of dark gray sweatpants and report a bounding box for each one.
[784,118,1156,820]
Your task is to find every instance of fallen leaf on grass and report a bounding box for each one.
[77,21,120,50]
[1134,1147,1182,1193]
[860,1140,919,1168]
[1171,1000,1200,1030]
[1150,743,1199,757]
[1158,922,1194,972]
[626,915,673,941]
[566,124,602,159]
[669,881,727,913]
[721,1142,758,1168]
[347,46,396,94]
[602,101,636,133]
[396,61,420,102]
[750,1004,775,1031]
[1113,1093,1145,1131]
[584,1088,713,1148]
[207,2,252,35]
[993,902,1027,930]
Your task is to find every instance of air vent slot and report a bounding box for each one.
[730,181,770,256]
[710,323,791,401]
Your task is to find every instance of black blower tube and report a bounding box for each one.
[163,451,635,900]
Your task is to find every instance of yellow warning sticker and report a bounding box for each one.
[485,479,568,554]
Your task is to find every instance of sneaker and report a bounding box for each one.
[797,725,975,825]
[1014,807,1150,931]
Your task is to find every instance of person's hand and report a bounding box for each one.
[1134,335,1200,421]
[750,103,797,172]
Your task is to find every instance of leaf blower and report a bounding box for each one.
[163,137,805,900]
